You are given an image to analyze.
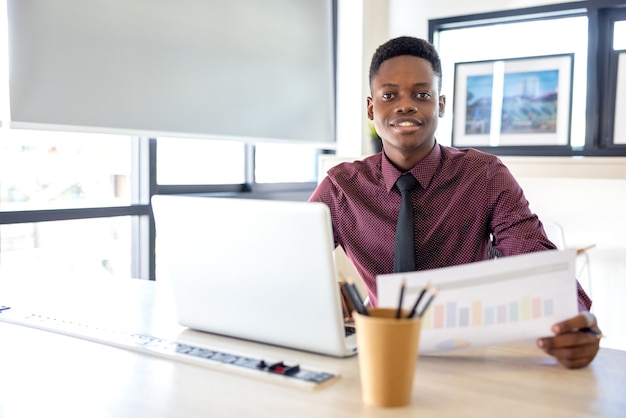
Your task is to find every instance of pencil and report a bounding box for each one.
[417,288,438,318]
[396,278,406,319]
[580,327,603,339]
[347,279,368,316]
[407,282,429,319]
[343,281,369,316]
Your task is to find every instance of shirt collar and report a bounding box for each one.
[381,142,442,192]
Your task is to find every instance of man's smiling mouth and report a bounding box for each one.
[391,118,422,128]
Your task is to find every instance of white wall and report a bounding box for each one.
[335,0,365,157]
[335,0,391,156]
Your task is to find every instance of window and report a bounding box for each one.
[255,143,319,184]
[0,130,132,211]
[0,130,138,278]
[156,138,246,185]
[430,2,626,156]
[0,217,131,278]
[609,15,626,145]
[614,19,626,50]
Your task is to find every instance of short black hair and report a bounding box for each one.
[369,36,442,93]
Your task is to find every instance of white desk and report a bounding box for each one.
[0,275,625,417]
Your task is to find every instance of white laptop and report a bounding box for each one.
[151,195,358,358]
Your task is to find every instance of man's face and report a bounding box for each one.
[367,55,445,166]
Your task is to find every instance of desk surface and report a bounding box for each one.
[1,275,625,418]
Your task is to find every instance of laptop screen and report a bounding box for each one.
[151,195,357,357]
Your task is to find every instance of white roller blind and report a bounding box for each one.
[6,0,335,145]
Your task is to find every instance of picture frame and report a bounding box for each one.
[452,54,574,147]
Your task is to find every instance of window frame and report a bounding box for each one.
[598,7,626,150]
[429,1,626,157]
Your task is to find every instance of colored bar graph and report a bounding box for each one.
[459,307,470,327]
[446,302,457,328]
[422,303,433,330]
[426,295,555,329]
[471,301,482,326]
[497,305,507,324]
[509,301,519,322]
[485,306,495,325]
[521,296,531,320]
[543,299,553,316]
[434,304,445,329]
[532,297,542,318]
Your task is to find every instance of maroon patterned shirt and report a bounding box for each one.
[310,143,592,311]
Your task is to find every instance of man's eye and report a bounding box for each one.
[416,92,431,100]
[381,92,395,100]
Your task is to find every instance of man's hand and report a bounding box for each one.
[537,311,601,369]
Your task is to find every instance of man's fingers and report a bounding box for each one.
[538,312,601,369]
[538,331,599,350]
[538,342,599,367]
[552,312,597,334]
[581,311,596,327]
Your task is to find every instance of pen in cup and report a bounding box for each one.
[406,282,429,319]
[348,280,369,316]
[341,278,369,316]
[399,282,438,320]
[395,279,406,319]
[416,288,438,318]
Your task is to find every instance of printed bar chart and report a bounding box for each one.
[376,249,579,353]
[421,296,555,330]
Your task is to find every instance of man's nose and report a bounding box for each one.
[395,97,417,113]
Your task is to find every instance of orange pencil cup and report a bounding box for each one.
[353,308,422,407]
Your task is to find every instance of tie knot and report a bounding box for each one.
[395,174,418,193]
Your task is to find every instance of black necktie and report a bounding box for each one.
[394,174,419,273]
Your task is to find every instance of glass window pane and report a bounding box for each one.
[255,143,318,183]
[0,0,8,125]
[0,216,132,278]
[614,52,626,145]
[156,137,245,185]
[0,129,132,211]
[436,16,588,148]
[615,20,626,50]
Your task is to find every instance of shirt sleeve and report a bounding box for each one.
[488,160,593,311]
[487,160,556,255]
[577,281,593,311]
[309,176,341,249]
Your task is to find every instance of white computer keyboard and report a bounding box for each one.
[0,306,338,390]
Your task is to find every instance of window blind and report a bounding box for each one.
[6,0,335,145]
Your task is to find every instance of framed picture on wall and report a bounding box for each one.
[452,54,574,148]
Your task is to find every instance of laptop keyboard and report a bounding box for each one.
[344,325,356,337]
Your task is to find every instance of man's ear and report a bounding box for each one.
[367,97,374,120]
[438,94,446,118]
